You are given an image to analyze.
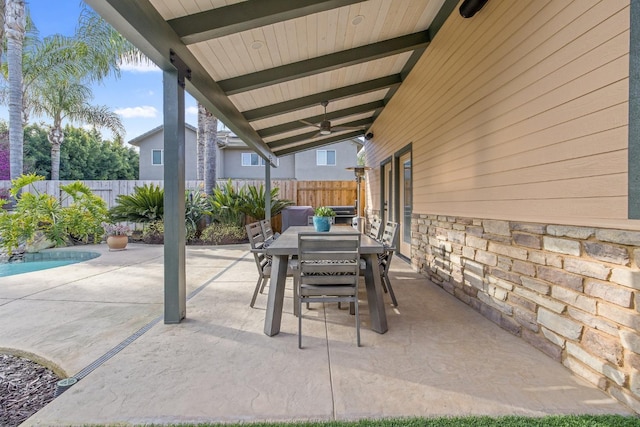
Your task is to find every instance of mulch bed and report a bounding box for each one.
[0,353,60,427]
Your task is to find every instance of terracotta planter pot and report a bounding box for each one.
[106,235,128,251]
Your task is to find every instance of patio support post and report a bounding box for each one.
[265,161,272,220]
[163,67,187,323]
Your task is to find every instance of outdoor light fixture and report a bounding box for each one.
[346,165,371,230]
[459,0,488,18]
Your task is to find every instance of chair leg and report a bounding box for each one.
[298,297,303,349]
[384,274,398,307]
[355,298,360,347]
[259,276,268,293]
[250,277,263,307]
[293,276,299,317]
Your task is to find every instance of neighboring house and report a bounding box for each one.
[128,125,361,181]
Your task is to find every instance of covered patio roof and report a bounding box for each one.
[85,0,461,162]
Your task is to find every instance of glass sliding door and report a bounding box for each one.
[398,151,412,257]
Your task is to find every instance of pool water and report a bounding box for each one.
[0,251,100,277]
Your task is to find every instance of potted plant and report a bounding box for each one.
[101,222,131,251]
[312,206,336,232]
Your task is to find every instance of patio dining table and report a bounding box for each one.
[264,226,388,336]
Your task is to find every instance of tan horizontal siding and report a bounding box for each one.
[366,0,634,229]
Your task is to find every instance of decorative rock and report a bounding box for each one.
[520,277,550,295]
[584,279,633,308]
[488,242,528,260]
[598,302,640,330]
[512,260,535,276]
[563,356,608,390]
[547,225,595,239]
[563,258,610,281]
[543,236,580,256]
[583,241,629,265]
[537,308,583,340]
[483,219,511,236]
[610,268,640,290]
[514,287,566,313]
[552,285,596,313]
[521,328,562,362]
[512,232,542,249]
[466,235,487,250]
[511,222,547,234]
[566,342,626,386]
[537,266,583,291]
[620,330,640,354]
[475,250,497,266]
[583,328,623,366]
[567,307,619,337]
[596,229,640,246]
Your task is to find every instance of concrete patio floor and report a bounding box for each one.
[0,242,634,425]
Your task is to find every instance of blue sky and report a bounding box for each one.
[3,0,202,142]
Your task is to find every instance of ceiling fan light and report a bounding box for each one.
[320,119,331,135]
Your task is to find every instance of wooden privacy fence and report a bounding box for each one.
[0,179,365,212]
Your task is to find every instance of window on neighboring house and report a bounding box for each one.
[152,149,163,165]
[241,153,278,166]
[316,149,336,166]
[242,152,263,166]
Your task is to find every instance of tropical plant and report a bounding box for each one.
[59,180,109,243]
[109,183,164,223]
[0,173,108,254]
[240,184,294,220]
[314,206,336,217]
[208,179,246,227]
[185,189,209,238]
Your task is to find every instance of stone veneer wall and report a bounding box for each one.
[409,213,640,413]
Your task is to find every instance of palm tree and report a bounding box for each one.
[197,102,218,196]
[5,0,25,179]
[30,75,124,180]
[75,4,142,82]
[204,111,218,196]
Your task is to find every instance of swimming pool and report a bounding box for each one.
[0,251,101,277]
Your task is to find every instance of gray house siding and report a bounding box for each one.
[130,124,198,180]
[294,141,360,181]
[130,125,361,181]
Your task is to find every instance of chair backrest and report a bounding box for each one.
[381,221,398,249]
[245,221,270,273]
[297,232,360,284]
[367,217,382,240]
[260,219,274,240]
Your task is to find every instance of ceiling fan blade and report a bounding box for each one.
[299,119,320,128]
[331,125,366,131]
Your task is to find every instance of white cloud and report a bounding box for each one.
[186,106,198,116]
[115,106,158,118]
[119,58,160,73]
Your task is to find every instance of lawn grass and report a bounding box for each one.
[149,415,640,427]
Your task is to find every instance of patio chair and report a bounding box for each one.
[367,217,382,240]
[259,218,280,242]
[246,221,295,308]
[296,232,361,348]
[379,221,399,306]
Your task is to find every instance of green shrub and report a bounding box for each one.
[185,189,209,238]
[142,220,164,244]
[109,183,164,223]
[240,184,294,219]
[200,223,247,245]
[208,179,246,227]
[0,174,108,254]
[59,181,109,244]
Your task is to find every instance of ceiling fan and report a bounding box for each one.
[299,100,365,137]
